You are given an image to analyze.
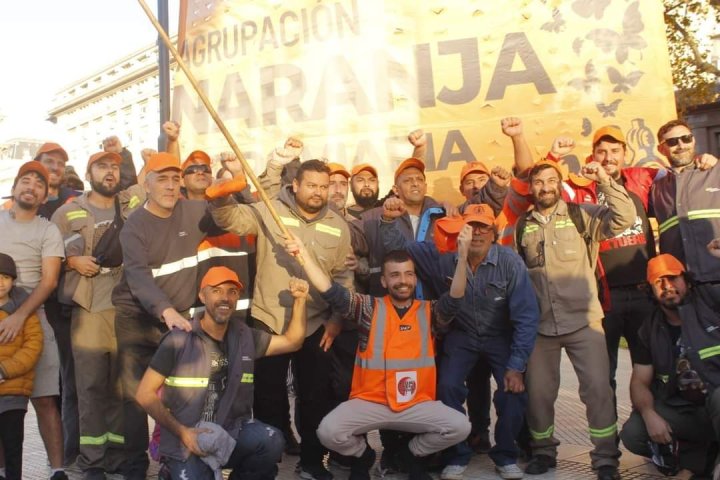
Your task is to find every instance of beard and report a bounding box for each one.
[668,150,695,169]
[91,178,121,197]
[296,194,325,214]
[207,300,234,324]
[352,186,379,208]
[534,189,560,210]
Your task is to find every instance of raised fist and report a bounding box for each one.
[500,117,523,138]
[382,197,406,221]
[162,121,181,142]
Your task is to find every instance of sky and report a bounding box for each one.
[0,1,179,142]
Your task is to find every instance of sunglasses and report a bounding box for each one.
[184,164,211,175]
[662,134,693,147]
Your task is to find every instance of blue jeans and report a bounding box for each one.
[437,329,527,467]
[166,420,284,480]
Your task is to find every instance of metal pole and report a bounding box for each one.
[157,0,170,151]
[137,0,304,265]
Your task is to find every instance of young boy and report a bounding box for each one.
[0,253,43,480]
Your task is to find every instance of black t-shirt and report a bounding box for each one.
[150,326,271,420]
[597,182,655,288]
[635,320,681,366]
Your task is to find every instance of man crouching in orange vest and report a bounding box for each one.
[284,231,472,480]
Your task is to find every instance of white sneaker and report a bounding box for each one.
[495,463,524,479]
[441,464,467,480]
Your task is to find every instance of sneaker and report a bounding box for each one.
[468,430,492,454]
[298,463,334,480]
[50,472,70,480]
[596,465,621,480]
[524,455,556,475]
[349,447,376,480]
[440,464,467,480]
[495,463,524,479]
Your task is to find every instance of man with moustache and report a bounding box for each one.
[52,151,144,479]
[514,161,634,480]
[380,202,539,479]
[136,268,310,480]
[210,159,353,480]
[652,119,720,309]
[620,254,720,478]
[284,232,471,480]
[0,161,68,480]
[111,152,219,479]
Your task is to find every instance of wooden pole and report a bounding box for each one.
[137,0,303,264]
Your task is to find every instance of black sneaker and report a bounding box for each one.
[397,442,432,480]
[349,447,376,480]
[597,465,621,480]
[50,472,70,480]
[328,451,353,471]
[298,463,334,480]
[524,455,557,475]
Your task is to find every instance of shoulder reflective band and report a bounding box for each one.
[66,210,88,220]
[165,376,209,387]
[355,300,434,370]
[698,345,720,360]
[128,195,141,209]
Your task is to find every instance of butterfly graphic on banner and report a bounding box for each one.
[585,1,646,64]
[541,8,566,33]
[607,67,644,93]
[568,61,600,94]
[596,100,622,117]
[572,0,611,19]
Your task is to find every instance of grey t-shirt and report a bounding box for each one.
[0,211,65,294]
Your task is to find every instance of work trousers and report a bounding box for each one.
[253,324,333,467]
[602,287,654,394]
[437,329,527,467]
[0,409,26,480]
[526,325,620,469]
[620,388,720,475]
[466,360,492,437]
[45,298,79,464]
[317,398,470,458]
[115,308,168,479]
[72,307,125,472]
[165,420,284,480]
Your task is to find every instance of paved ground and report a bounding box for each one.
[21,349,695,479]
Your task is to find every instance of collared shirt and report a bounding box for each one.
[379,219,539,372]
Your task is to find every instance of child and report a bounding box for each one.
[0,252,43,480]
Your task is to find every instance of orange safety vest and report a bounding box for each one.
[350,296,436,412]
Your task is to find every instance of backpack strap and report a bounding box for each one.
[514,214,528,261]
[566,202,593,267]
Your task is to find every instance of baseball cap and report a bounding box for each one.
[433,204,496,253]
[647,254,685,285]
[530,160,566,181]
[14,161,50,188]
[146,152,182,173]
[463,204,495,225]
[87,151,122,171]
[34,142,69,163]
[0,253,17,279]
[351,163,378,178]
[182,150,212,171]
[460,161,490,183]
[200,266,244,291]
[592,125,626,146]
[327,162,350,179]
[394,158,425,183]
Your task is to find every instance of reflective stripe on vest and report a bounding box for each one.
[354,300,434,370]
[164,376,209,388]
[152,255,199,278]
[658,209,720,234]
[241,373,254,383]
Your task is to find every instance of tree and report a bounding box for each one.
[664,0,720,113]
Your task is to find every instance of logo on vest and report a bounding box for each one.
[396,371,417,403]
[399,324,412,332]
